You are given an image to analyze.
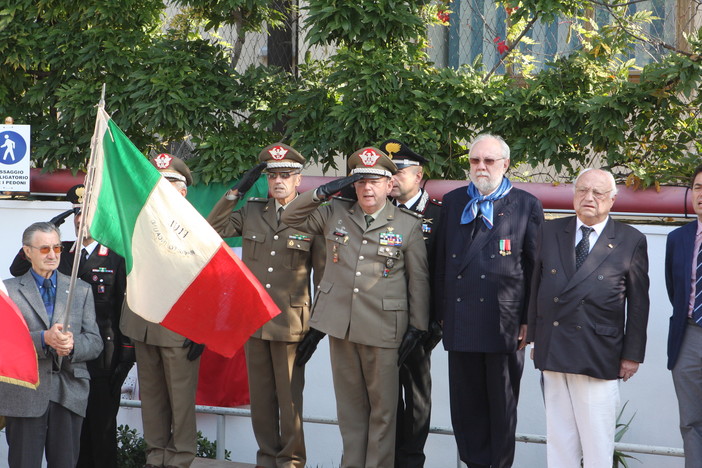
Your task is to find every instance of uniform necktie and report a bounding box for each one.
[82,248,89,262]
[693,242,702,324]
[277,206,284,226]
[397,204,407,210]
[575,226,594,269]
[365,214,373,228]
[42,278,55,308]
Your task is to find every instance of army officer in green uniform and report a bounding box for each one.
[282,147,430,468]
[207,143,324,468]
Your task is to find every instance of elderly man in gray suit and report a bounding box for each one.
[0,221,102,468]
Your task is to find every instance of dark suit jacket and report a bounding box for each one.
[433,185,543,353]
[527,216,650,380]
[0,271,103,418]
[665,220,697,370]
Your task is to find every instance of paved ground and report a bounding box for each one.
[192,458,257,467]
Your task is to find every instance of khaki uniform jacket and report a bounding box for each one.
[281,190,430,349]
[208,195,325,342]
[120,301,186,347]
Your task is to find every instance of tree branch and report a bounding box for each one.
[483,13,540,82]
[589,0,649,8]
[603,3,701,60]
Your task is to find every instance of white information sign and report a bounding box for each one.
[0,124,30,192]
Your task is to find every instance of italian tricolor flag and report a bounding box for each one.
[0,279,38,389]
[83,108,280,357]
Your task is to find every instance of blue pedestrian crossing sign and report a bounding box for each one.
[0,124,30,191]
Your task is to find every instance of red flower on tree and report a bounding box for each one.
[493,36,509,55]
[437,10,450,24]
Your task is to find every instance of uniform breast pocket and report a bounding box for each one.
[90,270,116,304]
[243,231,266,261]
[285,233,313,270]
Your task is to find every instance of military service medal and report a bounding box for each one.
[499,239,512,256]
[289,233,311,242]
[383,257,396,278]
[379,227,403,247]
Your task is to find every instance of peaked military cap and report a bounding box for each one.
[347,147,398,179]
[259,143,305,170]
[380,139,427,169]
[151,153,193,186]
[66,184,85,208]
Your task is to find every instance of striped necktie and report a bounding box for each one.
[693,243,702,324]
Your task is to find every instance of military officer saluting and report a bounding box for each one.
[282,147,430,468]
[207,143,324,468]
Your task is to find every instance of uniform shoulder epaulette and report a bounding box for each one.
[247,197,268,203]
[399,207,423,219]
[429,198,443,206]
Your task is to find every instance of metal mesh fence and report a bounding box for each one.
[448,0,681,73]
[204,1,698,74]
[193,0,700,182]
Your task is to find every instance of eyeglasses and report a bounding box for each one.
[266,172,299,180]
[468,157,504,166]
[28,244,63,254]
[574,187,612,201]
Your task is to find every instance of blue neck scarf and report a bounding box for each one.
[460,177,513,228]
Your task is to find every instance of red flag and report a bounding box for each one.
[0,280,39,389]
[196,347,249,407]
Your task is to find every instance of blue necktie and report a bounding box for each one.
[42,278,55,305]
[693,243,702,324]
[41,278,55,320]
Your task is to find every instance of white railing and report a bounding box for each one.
[119,400,685,467]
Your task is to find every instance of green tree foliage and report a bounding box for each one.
[0,0,700,187]
[0,0,277,181]
[303,0,428,47]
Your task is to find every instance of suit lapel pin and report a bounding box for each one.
[608,243,614,249]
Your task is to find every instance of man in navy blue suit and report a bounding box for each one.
[665,163,702,468]
[433,134,543,468]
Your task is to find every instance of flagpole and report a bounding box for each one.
[60,84,106,341]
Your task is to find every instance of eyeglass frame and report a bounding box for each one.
[26,244,64,254]
[266,171,300,180]
[468,157,506,166]
[574,186,613,201]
